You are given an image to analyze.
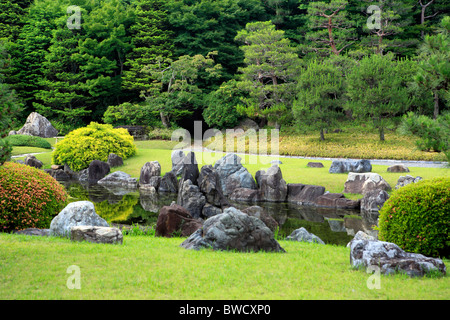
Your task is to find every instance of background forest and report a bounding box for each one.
[0,0,449,142]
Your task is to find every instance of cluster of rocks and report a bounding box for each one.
[348,232,446,277]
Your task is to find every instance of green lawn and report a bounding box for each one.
[0,233,448,300]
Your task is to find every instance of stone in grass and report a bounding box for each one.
[71,226,123,245]
[349,239,446,278]
[50,201,109,238]
[286,227,325,245]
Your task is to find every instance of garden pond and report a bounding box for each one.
[62,181,379,246]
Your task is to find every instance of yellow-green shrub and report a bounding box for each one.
[52,122,137,171]
[378,177,450,258]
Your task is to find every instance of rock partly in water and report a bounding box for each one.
[360,189,389,213]
[159,171,179,193]
[97,171,138,188]
[349,239,447,277]
[155,204,203,238]
[177,179,206,219]
[257,165,288,202]
[344,172,391,195]
[180,207,285,253]
[139,161,161,186]
[214,154,256,196]
[88,160,110,184]
[286,227,325,245]
[50,201,109,238]
[314,193,360,210]
[198,165,229,208]
[107,153,124,168]
[287,184,326,206]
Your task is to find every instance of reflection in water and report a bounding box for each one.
[62,182,378,246]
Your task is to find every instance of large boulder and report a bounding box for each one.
[155,204,202,238]
[229,188,262,202]
[258,165,288,202]
[343,172,391,194]
[198,165,229,207]
[49,201,109,237]
[387,165,410,173]
[70,226,123,245]
[180,207,285,253]
[16,112,58,138]
[287,184,326,206]
[286,227,325,245]
[139,161,161,185]
[329,159,372,174]
[177,179,206,219]
[349,239,446,277]
[97,171,138,188]
[360,189,389,213]
[214,154,256,196]
[88,160,110,184]
[171,150,186,177]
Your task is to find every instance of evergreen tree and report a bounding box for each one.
[345,53,412,141]
[122,0,174,98]
[0,0,33,41]
[235,21,301,129]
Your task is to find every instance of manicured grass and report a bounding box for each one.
[10,147,51,157]
[0,233,448,300]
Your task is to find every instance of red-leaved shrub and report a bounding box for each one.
[0,162,68,232]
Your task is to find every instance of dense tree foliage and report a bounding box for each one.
[0,0,448,138]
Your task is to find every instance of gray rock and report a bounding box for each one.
[287,184,325,205]
[177,179,206,219]
[315,193,360,210]
[387,165,410,173]
[139,161,161,185]
[344,173,391,195]
[180,207,285,253]
[198,165,229,207]
[329,159,372,174]
[140,176,162,191]
[24,155,43,169]
[50,201,109,238]
[171,150,186,177]
[286,227,325,245]
[159,172,178,193]
[258,165,288,202]
[15,228,50,237]
[346,231,376,247]
[70,226,123,245]
[307,162,324,168]
[97,171,138,188]
[214,154,256,196]
[241,206,279,232]
[88,160,110,184]
[180,152,199,186]
[229,188,262,202]
[395,175,423,190]
[349,240,446,277]
[361,189,389,213]
[202,203,223,219]
[16,112,58,138]
[107,153,123,168]
[45,169,70,181]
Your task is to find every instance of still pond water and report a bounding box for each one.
[62,181,378,246]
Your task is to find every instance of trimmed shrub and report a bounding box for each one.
[0,162,68,232]
[52,122,137,171]
[5,134,52,149]
[378,177,450,258]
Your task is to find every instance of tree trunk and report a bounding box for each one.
[320,128,325,141]
[160,111,170,128]
[379,126,385,141]
[433,91,439,120]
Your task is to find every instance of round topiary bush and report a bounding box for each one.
[52,122,137,171]
[378,177,450,258]
[0,162,68,232]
